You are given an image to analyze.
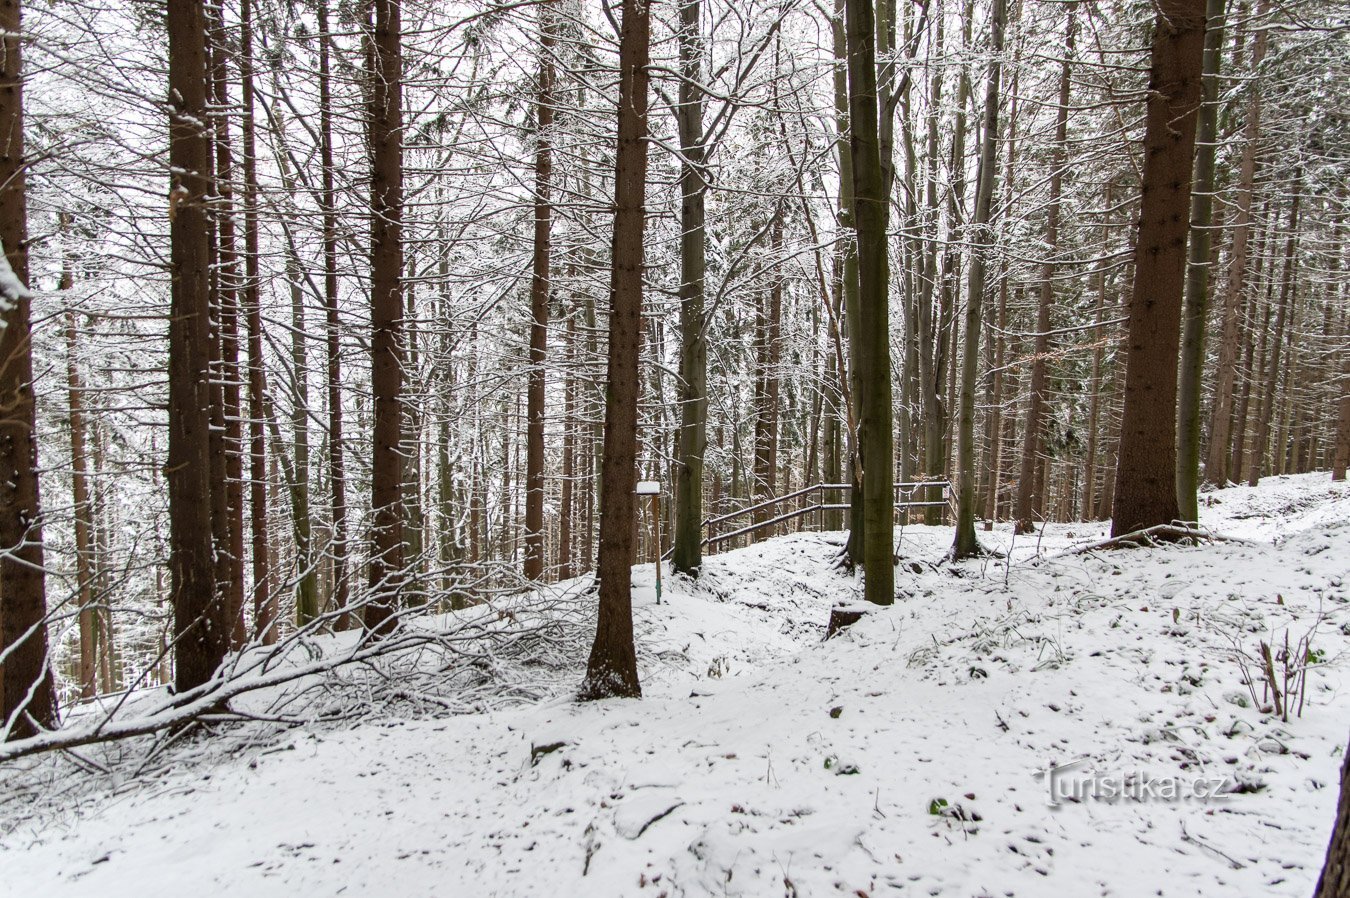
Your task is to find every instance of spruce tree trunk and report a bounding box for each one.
[316,0,349,627]
[208,1,246,647]
[1109,0,1208,537]
[559,311,577,578]
[239,0,275,643]
[1205,1,1268,486]
[952,0,1005,559]
[1315,734,1350,897]
[1014,7,1074,535]
[579,0,649,701]
[1176,0,1227,521]
[366,0,406,633]
[166,0,226,692]
[1335,346,1349,481]
[830,0,864,567]
[672,0,708,576]
[0,0,56,738]
[524,0,556,582]
[916,14,946,526]
[754,216,784,529]
[64,298,99,700]
[1248,185,1300,487]
[844,0,894,604]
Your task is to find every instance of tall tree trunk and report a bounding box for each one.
[1014,6,1074,535]
[830,0,864,567]
[559,310,577,578]
[239,0,274,643]
[167,0,225,691]
[316,0,349,626]
[844,0,895,604]
[208,0,246,647]
[524,0,556,581]
[365,0,406,633]
[1110,0,1208,537]
[672,0,708,575]
[1248,183,1300,487]
[915,12,945,526]
[57,221,100,700]
[1082,228,1111,519]
[579,0,649,701]
[0,0,56,738]
[1335,342,1349,481]
[1176,0,1227,521]
[952,0,1005,559]
[66,321,102,702]
[1204,0,1268,487]
[754,215,784,527]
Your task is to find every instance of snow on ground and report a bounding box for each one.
[3,472,1349,897]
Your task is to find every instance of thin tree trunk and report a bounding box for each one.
[1109,0,1208,537]
[1176,0,1227,520]
[523,0,556,582]
[1248,183,1301,487]
[754,216,784,527]
[672,0,708,575]
[61,253,98,700]
[559,310,577,579]
[1204,0,1268,487]
[830,0,864,567]
[952,0,1005,559]
[239,0,274,643]
[1014,6,1074,534]
[579,0,649,701]
[316,0,349,627]
[208,1,246,647]
[1335,338,1349,480]
[1081,199,1112,520]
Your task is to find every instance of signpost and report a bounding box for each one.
[636,480,662,603]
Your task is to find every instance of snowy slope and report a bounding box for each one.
[3,473,1348,897]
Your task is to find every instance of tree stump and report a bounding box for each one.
[826,604,870,639]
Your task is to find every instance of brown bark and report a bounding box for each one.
[209,0,246,647]
[1204,2,1268,487]
[1335,346,1349,480]
[1109,0,1208,537]
[753,215,784,526]
[240,0,274,643]
[845,0,896,600]
[0,0,56,736]
[1315,734,1350,897]
[1014,7,1074,534]
[579,0,649,701]
[671,0,708,574]
[317,0,349,627]
[167,0,226,691]
[1248,184,1300,487]
[365,0,406,633]
[524,0,556,582]
[952,0,1005,558]
[558,310,577,579]
[64,292,99,699]
[1082,185,1115,520]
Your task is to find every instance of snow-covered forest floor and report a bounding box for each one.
[3,473,1349,897]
